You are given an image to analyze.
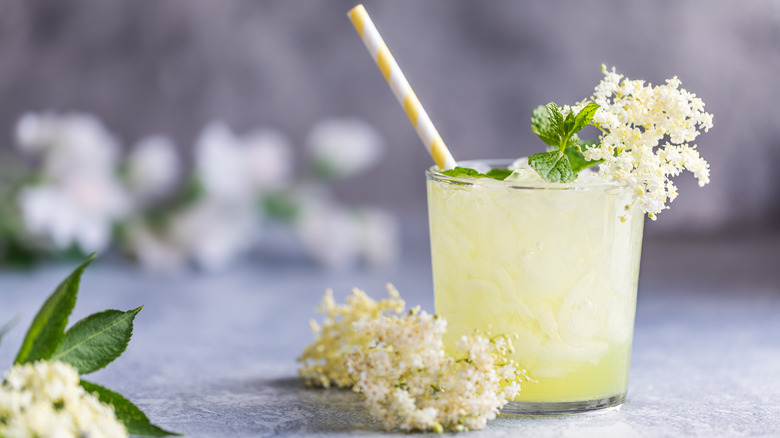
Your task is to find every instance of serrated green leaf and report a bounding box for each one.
[546,102,564,134]
[51,307,142,375]
[563,107,576,135]
[81,380,181,436]
[484,168,513,181]
[14,254,96,364]
[531,105,563,147]
[530,105,549,135]
[528,151,576,183]
[440,167,513,181]
[439,166,481,178]
[572,102,600,134]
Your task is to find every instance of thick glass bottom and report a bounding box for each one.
[500,393,625,415]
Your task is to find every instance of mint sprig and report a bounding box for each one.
[10,254,179,436]
[529,102,601,182]
[440,166,513,181]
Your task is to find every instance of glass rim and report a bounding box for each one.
[426,158,625,191]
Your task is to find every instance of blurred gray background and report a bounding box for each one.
[1,0,779,239]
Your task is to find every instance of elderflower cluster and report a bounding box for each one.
[347,311,524,433]
[575,65,713,219]
[0,361,128,438]
[300,286,531,433]
[298,284,405,388]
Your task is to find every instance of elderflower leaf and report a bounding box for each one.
[81,380,181,436]
[528,151,576,183]
[51,307,142,375]
[14,254,96,364]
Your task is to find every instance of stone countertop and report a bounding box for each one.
[0,234,779,437]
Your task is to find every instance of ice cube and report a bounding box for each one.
[504,168,545,185]
[509,157,531,170]
[469,161,492,174]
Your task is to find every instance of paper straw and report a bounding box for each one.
[348,4,457,170]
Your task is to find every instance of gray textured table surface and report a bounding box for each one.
[1,234,779,437]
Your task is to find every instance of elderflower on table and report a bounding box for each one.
[347,310,522,432]
[576,65,713,219]
[298,285,405,388]
[0,361,127,438]
[300,285,530,433]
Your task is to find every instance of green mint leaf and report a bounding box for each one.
[439,166,481,178]
[484,168,513,181]
[546,102,565,135]
[563,107,577,136]
[51,307,142,375]
[81,380,181,436]
[531,102,575,150]
[14,254,96,364]
[531,104,563,147]
[530,105,549,135]
[531,105,561,143]
[440,167,512,181]
[572,102,600,134]
[528,151,576,183]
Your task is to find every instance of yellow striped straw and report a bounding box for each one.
[348,4,457,170]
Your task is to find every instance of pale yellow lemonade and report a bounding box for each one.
[427,160,644,407]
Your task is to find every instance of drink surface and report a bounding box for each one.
[427,162,644,402]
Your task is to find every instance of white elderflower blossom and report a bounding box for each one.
[298,285,406,388]
[300,286,531,433]
[582,65,713,219]
[347,310,525,433]
[0,361,127,438]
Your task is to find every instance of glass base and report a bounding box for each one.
[500,393,625,415]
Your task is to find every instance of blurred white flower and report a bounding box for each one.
[295,197,400,269]
[127,200,261,273]
[126,135,180,203]
[194,121,293,203]
[242,128,295,191]
[15,112,120,181]
[14,112,130,254]
[18,177,130,253]
[124,222,188,273]
[296,200,359,270]
[168,200,258,272]
[307,118,384,179]
[356,208,400,268]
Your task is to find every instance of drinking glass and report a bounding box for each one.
[426,159,644,414]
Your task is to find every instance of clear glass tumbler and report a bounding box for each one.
[426,159,644,414]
